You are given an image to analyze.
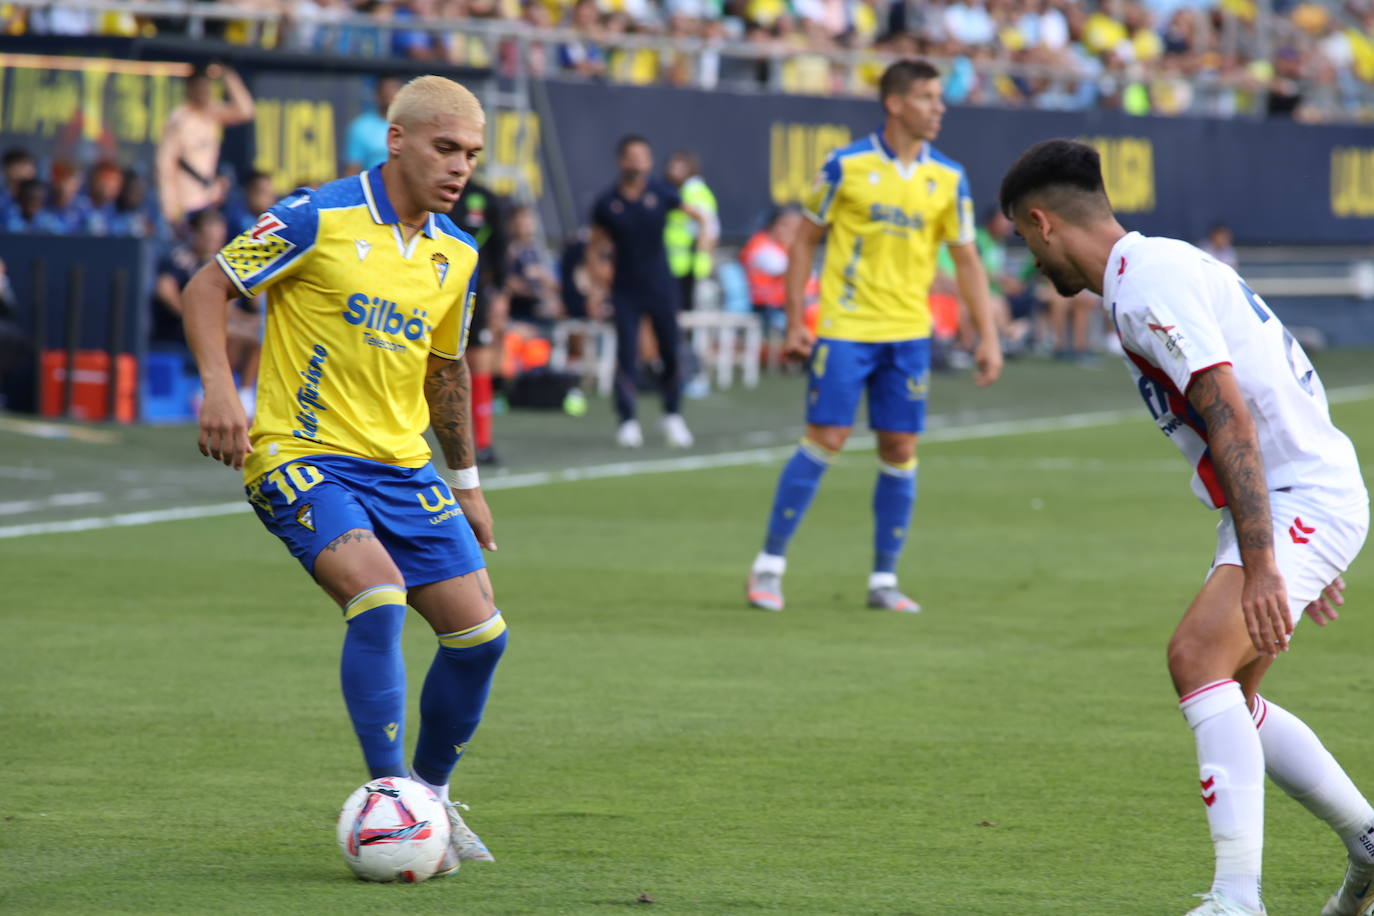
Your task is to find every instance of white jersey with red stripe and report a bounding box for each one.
[1102,231,1364,510]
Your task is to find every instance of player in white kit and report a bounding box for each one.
[999,139,1374,916]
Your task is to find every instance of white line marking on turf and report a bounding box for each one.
[0,465,55,480]
[0,491,107,516]
[3,384,1371,540]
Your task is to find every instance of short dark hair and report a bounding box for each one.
[616,134,650,156]
[879,59,940,102]
[3,147,33,168]
[244,169,273,186]
[999,138,1112,222]
[188,207,224,231]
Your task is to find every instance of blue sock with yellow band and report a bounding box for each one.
[411,611,508,788]
[873,458,917,575]
[340,585,409,779]
[763,438,835,557]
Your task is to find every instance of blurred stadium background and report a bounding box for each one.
[3,2,1374,912]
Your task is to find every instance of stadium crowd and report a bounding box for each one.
[8,0,1374,118]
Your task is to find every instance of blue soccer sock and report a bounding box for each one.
[762,439,835,557]
[411,611,509,791]
[872,458,917,575]
[340,586,409,779]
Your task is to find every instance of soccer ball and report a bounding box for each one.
[336,777,451,883]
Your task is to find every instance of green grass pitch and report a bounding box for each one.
[2,363,1372,914]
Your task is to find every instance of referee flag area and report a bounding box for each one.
[3,355,1373,913]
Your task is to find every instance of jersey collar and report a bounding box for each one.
[1103,230,1144,301]
[360,168,438,238]
[872,127,930,180]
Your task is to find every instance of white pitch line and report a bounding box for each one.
[3,384,1372,541]
[0,491,106,516]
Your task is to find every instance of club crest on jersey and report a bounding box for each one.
[296,503,315,531]
[250,212,286,241]
[1146,311,1188,359]
[431,251,449,288]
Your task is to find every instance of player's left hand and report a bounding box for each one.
[457,488,497,551]
[972,337,1004,387]
[1242,564,1291,657]
[1303,575,1345,626]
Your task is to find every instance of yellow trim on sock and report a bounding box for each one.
[880,457,918,471]
[437,612,507,649]
[343,585,407,621]
[799,437,838,463]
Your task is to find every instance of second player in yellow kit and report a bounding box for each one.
[805,130,974,342]
[747,59,1003,614]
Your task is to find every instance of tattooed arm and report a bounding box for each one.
[425,354,496,550]
[426,353,475,471]
[1187,364,1288,655]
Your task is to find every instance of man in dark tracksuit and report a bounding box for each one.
[589,135,702,449]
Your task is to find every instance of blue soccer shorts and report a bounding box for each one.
[246,454,485,588]
[806,337,931,433]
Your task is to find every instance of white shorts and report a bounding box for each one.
[1212,486,1370,624]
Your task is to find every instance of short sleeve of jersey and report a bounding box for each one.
[802,153,842,225]
[1115,276,1232,394]
[215,189,320,297]
[430,267,478,360]
[939,169,975,246]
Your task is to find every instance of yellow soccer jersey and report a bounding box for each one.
[803,133,975,342]
[215,169,479,482]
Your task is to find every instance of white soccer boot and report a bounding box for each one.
[661,413,694,448]
[616,419,643,448]
[1184,892,1266,915]
[445,800,494,864]
[866,573,921,613]
[747,553,785,611]
[1322,859,1374,916]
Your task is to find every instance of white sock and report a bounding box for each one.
[1180,679,1265,911]
[752,552,785,575]
[1253,695,1374,864]
[408,768,449,804]
[868,571,897,590]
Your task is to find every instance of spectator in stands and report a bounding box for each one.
[559,0,609,77]
[108,169,156,238]
[974,206,1031,352]
[590,135,707,449]
[506,204,561,324]
[225,170,279,236]
[0,148,36,223]
[1200,221,1240,270]
[344,76,402,175]
[83,160,124,235]
[156,64,255,228]
[391,0,443,60]
[35,161,92,235]
[741,205,803,369]
[663,149,719,312]
[153,208,230,348]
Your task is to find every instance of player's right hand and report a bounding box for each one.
[1303,575,1345,626]
[784,324,814,362]
[1241,564,1291,657]
[198,387,252,470]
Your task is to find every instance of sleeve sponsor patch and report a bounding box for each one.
[1146,309,1188,360]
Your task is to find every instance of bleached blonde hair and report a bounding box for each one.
[387,75,485,128]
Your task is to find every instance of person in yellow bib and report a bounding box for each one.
[182,75,505,876]
[746,59,1004,614]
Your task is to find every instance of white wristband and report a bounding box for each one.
[446,466,479,491]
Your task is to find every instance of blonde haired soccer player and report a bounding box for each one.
[1000,138,1373,916]
[182,75,503,876]
[746,59,1004,614]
